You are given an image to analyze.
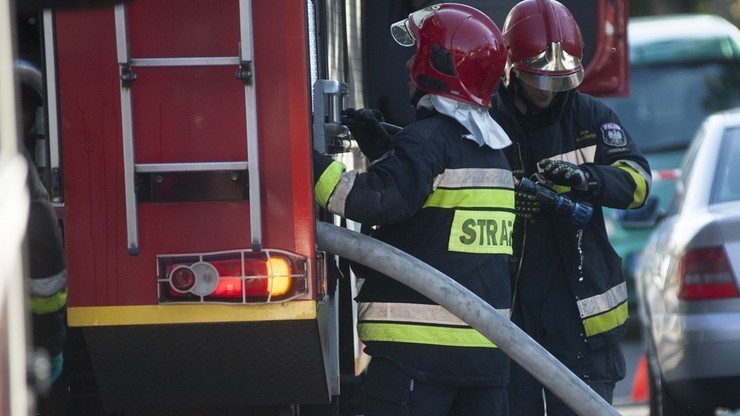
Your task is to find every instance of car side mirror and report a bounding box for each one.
[616,195,662,229]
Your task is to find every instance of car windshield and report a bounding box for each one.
[712,125,740,204]
[602,60,740,153]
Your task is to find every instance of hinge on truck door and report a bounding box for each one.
[236,62,253,85]
[120,65,136,88]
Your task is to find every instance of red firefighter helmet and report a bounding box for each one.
[390,3,506,107]
[502,0,584,92]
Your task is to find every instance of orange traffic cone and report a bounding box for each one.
[631,353,649,403]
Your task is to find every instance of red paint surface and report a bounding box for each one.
[56,0,316,307]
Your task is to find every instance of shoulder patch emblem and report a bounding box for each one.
[601,122,627,147]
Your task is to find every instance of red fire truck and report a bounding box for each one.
[11,0,628,414]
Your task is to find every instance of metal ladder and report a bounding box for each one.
[114,0,262,255]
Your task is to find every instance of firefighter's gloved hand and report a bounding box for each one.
[538,159,591,191]
[515,190,542,219]
[513,170,542,219]
[341,108,391,162]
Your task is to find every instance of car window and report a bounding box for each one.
[630,35,740,66]
[672,123,707,213]
[711,125,740,204]
[602,61,740,153]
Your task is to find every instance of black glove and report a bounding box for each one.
[313,149,335,185]
[341,108,391,161]
[512,171,542,219]
[515,190,542,219]
[538,159,590,191]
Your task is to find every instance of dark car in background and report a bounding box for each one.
[601,14,740,307]
[634,108,740,416]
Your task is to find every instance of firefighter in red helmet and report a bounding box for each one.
[489,0,652,414]
[314,3,514,415]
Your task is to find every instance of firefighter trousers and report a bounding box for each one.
[363,357,508,416]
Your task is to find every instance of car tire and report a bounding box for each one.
[647,357,688,416]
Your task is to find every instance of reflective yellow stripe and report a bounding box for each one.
[449,210,514,254]
[67,301,317,327]
[424,188,514,209]
[613,162,648,208]
[358,322,497,348]
[582,302,629,337]
[30,289,67,315]
[315,160,345,208]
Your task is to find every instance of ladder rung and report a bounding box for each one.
[135,161,248,173]
[130,56,241,67]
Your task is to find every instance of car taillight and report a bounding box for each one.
[157,249,309,304]
[677,246,739,300]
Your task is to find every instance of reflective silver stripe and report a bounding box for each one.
[327,170,357,217]
[432,168,514,190]
[576,282,628,319]
[542,145,597,167]
[359,301,510,326]
[615,159,652,190]
[28,269,67,297]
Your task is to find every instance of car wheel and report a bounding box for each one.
[647,352,688,416]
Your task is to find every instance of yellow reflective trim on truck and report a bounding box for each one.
[67,300,317,327]
[358,322,497,348]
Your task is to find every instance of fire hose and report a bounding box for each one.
[315,221,620,416]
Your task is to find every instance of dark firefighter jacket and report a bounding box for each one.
[314,108,515,387]
[25,154,67,365]
[490,86,652,351]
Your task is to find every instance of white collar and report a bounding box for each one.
[418,94,512,150]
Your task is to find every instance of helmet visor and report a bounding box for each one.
[390,4,441,47]
[515,42,584,92]
[391,19,415,46]
[514,67,584,92]
[522,42,581,73]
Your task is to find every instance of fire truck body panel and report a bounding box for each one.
[58,0,317,310]
[54,0,334,412]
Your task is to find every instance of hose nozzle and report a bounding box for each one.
[516,177,593,227]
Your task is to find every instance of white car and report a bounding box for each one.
[602,14,740,310]
[633,108,740,416]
